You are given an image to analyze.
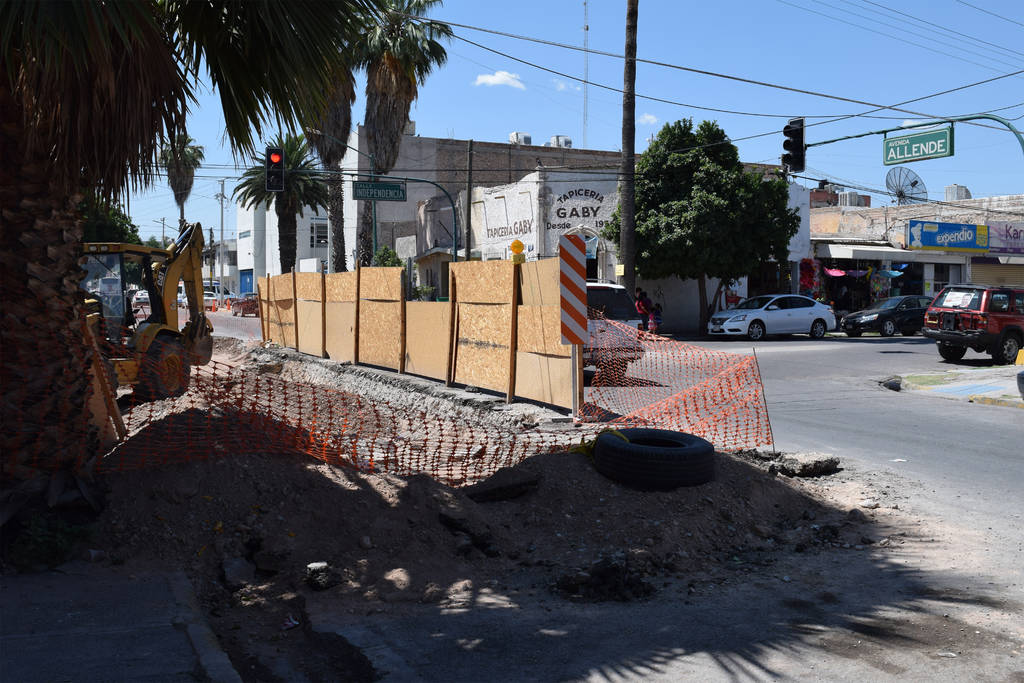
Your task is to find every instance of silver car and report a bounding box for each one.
[708,294,835,341]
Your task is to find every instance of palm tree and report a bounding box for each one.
[159,134,205,225]
[355,0,452,265]
[0,1,381,492]
[308,69,357,272]
[233,134,328,274]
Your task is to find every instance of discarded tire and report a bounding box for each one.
[593,428,715,491]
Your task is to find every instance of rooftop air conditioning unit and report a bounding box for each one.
[548,135,572,148]
[837,191,859,206]
[509,132,532,145]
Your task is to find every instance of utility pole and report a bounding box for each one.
[153,218,166,247]
[583,0,589,149]
[619,0,638,295]
[215,179,227,305]
[464,139,473,261]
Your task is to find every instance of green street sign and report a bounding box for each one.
[883,127,954,165]
[352,181,406,201]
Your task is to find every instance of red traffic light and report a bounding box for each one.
[269,151,282,164]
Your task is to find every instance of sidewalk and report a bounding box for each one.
[901,363,1024,408]
[0,562,239,683]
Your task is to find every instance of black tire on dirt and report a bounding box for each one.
[937,342,967,362]
[880,319,897,337]
[810,319,827,339]
[992,332,1022,365]
[592,428,715,491]
[747,320,765,341]
[136,337,191,400]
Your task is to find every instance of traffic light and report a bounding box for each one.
[782,117,805,173]
[265,146,284,192]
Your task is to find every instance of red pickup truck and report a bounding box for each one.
[231,292,260,317]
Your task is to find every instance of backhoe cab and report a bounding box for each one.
[80,221,213,400]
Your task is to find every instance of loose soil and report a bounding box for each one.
[5,338,976,681]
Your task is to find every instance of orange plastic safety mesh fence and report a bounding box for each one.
[581,317,773,450]
[7,314,772,486]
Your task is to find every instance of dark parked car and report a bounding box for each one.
[841,295,933,337]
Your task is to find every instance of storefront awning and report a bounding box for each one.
[815,243,966,264]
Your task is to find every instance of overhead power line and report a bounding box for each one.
[956,0,1024,30]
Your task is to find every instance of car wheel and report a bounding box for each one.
[992,333,1022,365]
[809,319,827,339]
[845,330,862,338]
[747,320,765,341]
[937,342,967,362]
[593,428,715,491]
[880,319,897,337]
[232,309,239,317]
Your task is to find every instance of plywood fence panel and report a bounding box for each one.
[358,300,402,369]
[325,272,358,302]
[267,274,295,348]
[519,257,561,307]
[453,302,512,392]
[514,352,573,409]
[295,272,322,302]
[360,267,403,300]
[450,261,515,304]
[296,300,323,356]
[404,302,451,381]
[516,305,571,357]
[325,302,356,362]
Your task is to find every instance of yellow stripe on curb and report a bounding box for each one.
[968,395,1024,409]
[1016,349,1024,365]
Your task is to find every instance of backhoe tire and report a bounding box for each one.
[136,337,191,400]
[593,428,715,491]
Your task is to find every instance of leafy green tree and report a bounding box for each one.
[355,0,452,265]
[144,236,171,249]
[233,134,328,274]
[605,119,799,328]
[159,134,205,225]
[372,245,403,267]
[1,0,380,487]
[80,195,143,244]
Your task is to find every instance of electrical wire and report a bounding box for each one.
[848,0,1024,60]
[779,0,1024,72]
[956,0,1024,30]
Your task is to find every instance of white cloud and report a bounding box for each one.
[552,78,581,92]
[474,70,525,90]
[638,113,658,125]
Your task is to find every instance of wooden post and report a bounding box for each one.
[575,343,584,419]
[262,274,271,342]
[446,264,457,386]
[291,268,299,351]
[506,263,519,403]
[353,266,361,365]
[399,270,407,374]
[320,267,327,358]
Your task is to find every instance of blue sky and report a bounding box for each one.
[127,0,1024,241]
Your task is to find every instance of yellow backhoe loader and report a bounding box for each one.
[80,221,213,400]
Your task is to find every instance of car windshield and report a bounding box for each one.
[588,287,637,320]
[872,297,903,310]
[933,287,983,311]
[735,296,775,310]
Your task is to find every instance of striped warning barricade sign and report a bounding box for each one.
[559,235,588,346]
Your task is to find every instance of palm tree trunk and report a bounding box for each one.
[327,174,347,271]
[275,198,299,274]
[619,0,639,295]
[1,84,98,484]
[357,201,374,266]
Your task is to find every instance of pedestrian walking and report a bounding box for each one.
[649,303,663,334]
[635,288,650,330]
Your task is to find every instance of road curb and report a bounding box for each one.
[167,571,242,683]
[967,395,1024,409]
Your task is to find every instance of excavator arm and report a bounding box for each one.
[154,222,213,365]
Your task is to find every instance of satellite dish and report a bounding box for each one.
[885,166,928,205]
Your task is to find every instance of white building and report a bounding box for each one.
[235,203,330,292]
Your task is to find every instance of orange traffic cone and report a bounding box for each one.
[211,299,217,312]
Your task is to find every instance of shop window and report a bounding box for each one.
[309,220,328,249]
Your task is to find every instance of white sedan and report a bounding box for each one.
[707,294,836,341]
